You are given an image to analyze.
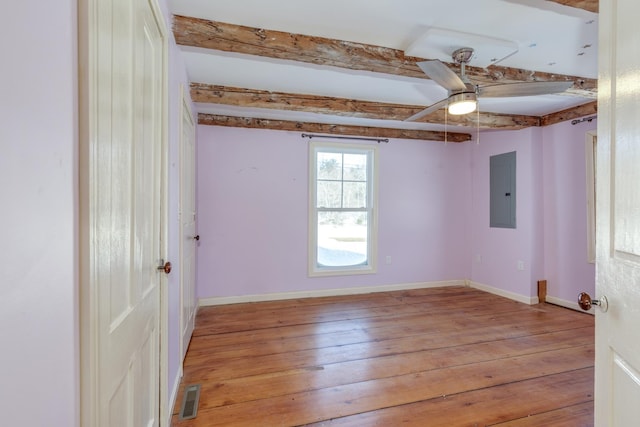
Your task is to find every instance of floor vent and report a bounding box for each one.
[179,384,201,420]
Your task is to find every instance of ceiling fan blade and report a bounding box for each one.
[404,98,450,122]
[478,81,573,98]
[417,60,467,92]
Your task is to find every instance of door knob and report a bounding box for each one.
[157,261,172,274]
[578,292,608,312]
[193,235,200,241]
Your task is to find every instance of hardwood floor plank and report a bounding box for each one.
[184,306,591,367]
[189,297,588,353]
[171,287,594,426]
[193,287,500,336]
[174,346,592,426]
[195,286,473,319]
[200,286,478,315]
[305,368,594,427]
[186,335,592,410]
[183,326,592,383]
[489,401,594,426]
[193,299,424,336]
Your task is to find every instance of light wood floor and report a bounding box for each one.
[171,286,594,426]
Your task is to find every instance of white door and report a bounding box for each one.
[80,0,167,425]
[595,0,640,424]
[180,88,197,361]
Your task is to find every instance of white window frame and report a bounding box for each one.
[308,141,378,277]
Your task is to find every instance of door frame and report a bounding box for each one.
[585,131,596,264]
[178,83,196,366]
[78,0,170,424]
[158,8,170,422]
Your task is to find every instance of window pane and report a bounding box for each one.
[343,153,367,181]
[310,144,376,276]
[317,181,342,208]
[317,152,342,180]
[343,182,366,208]
[317,211,368,267]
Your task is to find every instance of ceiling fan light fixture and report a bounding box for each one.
[448,92,477,115]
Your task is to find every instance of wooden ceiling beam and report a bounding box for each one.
[174,15,597,99]
[199,114,473,143]
[546,0,598,13]
[540,101,597,126]
[191,84,541,130]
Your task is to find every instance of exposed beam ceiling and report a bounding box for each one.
[195,85,597,134]
[540,100,597,126]
[200,114,472,143]
[191,84,541,130]
[175,0,598,139]
[174,16,597,98]
[546,0,598,13]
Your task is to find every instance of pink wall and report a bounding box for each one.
[0,0,79,425]
[196,126,472,298]
[470,128,545,298]
[196,124,594,302]
[469,123,596,302]
[542,119,596,302]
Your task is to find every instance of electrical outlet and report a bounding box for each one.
[386,256,392,265]
[517,260,525,271]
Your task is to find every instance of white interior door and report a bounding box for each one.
[81,0,167,425]
[180,88,197,361]
[595,0,640,424]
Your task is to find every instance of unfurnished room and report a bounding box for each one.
[4,0,640,426]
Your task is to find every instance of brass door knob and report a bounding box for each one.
[157,261,172,274]
[578,292,608,312]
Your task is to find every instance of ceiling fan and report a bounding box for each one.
[405,47,574,121]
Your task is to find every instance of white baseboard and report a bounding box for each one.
[198,280,467,307]
[467,280,539,305]
[545,295,594,315]
[198,279,561,308]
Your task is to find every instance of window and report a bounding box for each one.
[309,142,378,276]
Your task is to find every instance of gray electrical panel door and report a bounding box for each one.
[490,151,516,228]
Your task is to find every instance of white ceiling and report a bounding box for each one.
[168,0,598,132]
